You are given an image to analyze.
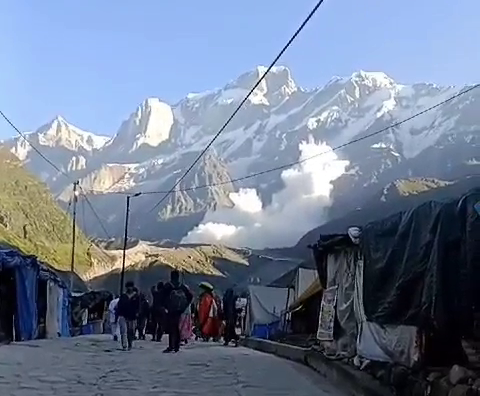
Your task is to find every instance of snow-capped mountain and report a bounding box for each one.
[4,66,479,242]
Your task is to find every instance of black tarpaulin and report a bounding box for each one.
[362,188,480,332]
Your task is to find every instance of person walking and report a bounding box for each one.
[162,270,193,353]
[108,295,120,341]
[116,281,140,351]
[151,282,165,342]
[136,292,149,340]
[179,293,193,344]
[222,288,239,346]
[197,284,221,341]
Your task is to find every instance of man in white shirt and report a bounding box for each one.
[108,295,120,341]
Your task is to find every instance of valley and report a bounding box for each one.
[3,67,478,249]
[1,66,478,292]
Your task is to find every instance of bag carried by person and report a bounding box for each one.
[168,285,188,314]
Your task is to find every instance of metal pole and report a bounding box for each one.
[119,195,131,296]
[69,181,79,291]
[119,192,141,296]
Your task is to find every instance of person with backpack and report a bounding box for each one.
[162,270,193,353]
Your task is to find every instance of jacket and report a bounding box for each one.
[116,292,140,321]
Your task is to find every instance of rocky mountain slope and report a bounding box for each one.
[0,148,102,276]
[88,239,304,293]
[3,67,479,245]
[297,175,480,248]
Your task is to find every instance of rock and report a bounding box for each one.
[448,384,475,396]
[449,365,472,385]
[428,372,444,382]
[391,366,410,388]
[430,378,452,396]
[412,380,428,396]
[472,379,480,390]
[376,368,390,384]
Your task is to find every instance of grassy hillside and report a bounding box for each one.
[0,149,94,275]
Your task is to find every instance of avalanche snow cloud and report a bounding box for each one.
[182,138,349,248]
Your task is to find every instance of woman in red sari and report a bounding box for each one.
[197,286,221,341]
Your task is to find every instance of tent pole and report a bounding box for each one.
[283,286,291,333]
[69,181,79,291]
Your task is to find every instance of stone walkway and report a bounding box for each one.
[0,335,342,395]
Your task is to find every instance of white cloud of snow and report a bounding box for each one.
[181,137,349,248]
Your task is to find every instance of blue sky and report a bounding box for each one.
[1,0,479,138]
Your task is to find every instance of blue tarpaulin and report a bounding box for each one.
[14,263,39,340]
[0,249,71,341]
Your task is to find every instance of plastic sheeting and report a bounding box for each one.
[0,249,70,341]
[323,249,358,357]
[246,285,292,338]
[14,263,39,341]
[60,288,70,337]
[295,268,318,301]
[362,188,480,332]
[46,281,60,338]
[355,256,419,367]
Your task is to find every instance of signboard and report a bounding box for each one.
[316,285,338,341]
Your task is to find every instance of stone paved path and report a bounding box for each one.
[0,335,342,395]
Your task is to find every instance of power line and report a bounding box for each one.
[82,83,480,197]
[78,187,112,239]
[0,110,70,179]
[0,109,114,240]
[146,0,327,214]
[81,195,89,237]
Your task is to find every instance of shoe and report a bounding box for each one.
[163,348,173,353]
[113,335,118,342]
[174,349,179,353]
[122,346,127,351]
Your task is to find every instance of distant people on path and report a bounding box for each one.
[236,293,247,335]
[116,281,140,351]
[197,284,221,341]
[108,295,120,341]
[150,282,165,342]
[136,292,150,340]
[179,293,193,344]
[162,270,193,353]
[222,288,239,347]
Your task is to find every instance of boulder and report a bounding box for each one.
[430,378,452,396]
[449,365,474,385]
[448,384,475,396]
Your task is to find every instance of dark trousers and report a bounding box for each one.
[151,312,164,341]
[224,319,239,344]
[168,313,181,351]
[137,316,147,340]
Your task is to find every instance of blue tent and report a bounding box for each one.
[0,249,70,341]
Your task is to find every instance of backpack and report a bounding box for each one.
[168,285,188,313]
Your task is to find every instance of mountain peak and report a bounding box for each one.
[109,98,174,153]
[349,70,395,88]
[53,115,66,123]
[32,116,109,152]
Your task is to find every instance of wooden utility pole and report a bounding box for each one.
[70,181,79,291]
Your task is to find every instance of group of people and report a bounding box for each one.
[108,269,244,352]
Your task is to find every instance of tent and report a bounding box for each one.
[0,249,70,342]
[70,290,112,335]
[288,278,322,312]
[245,285,292,339]
[361,188,480,366]
[269,265,318,302]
